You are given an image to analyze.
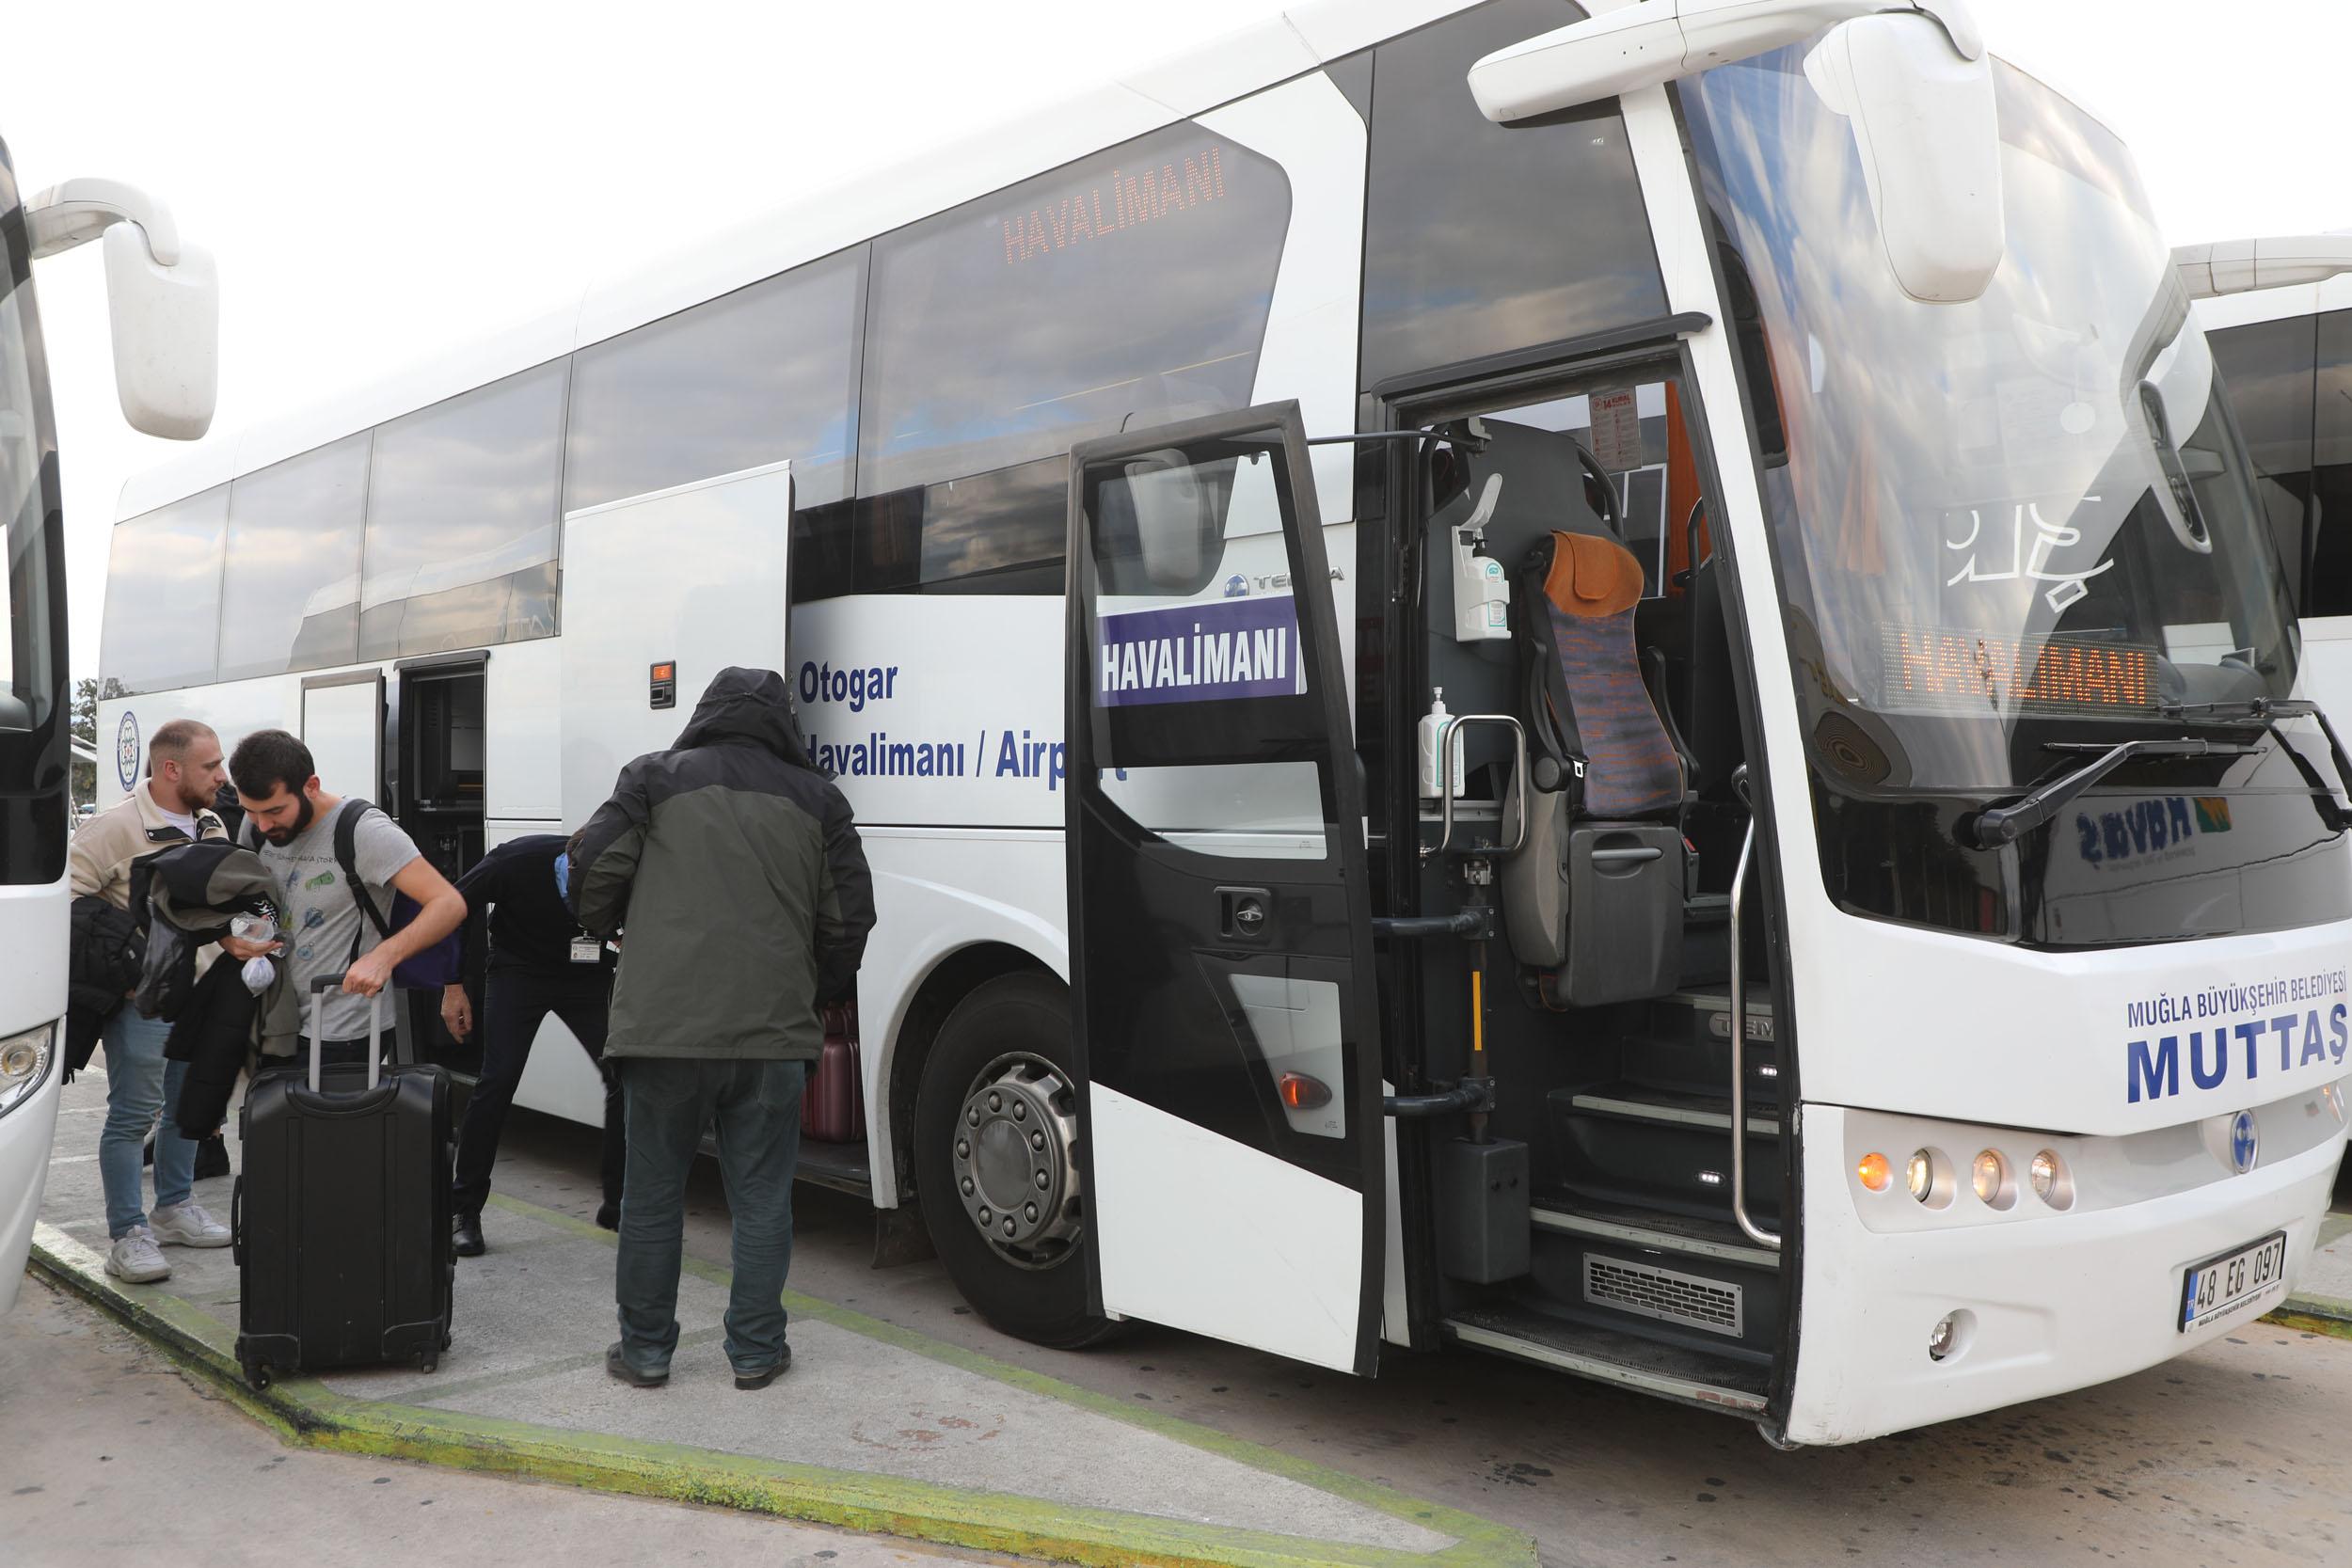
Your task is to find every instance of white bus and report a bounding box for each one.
[2180,235,2352,777]
[2181,232,2352,1200]
[1,150,217,1311]
[98,0,2352,1445]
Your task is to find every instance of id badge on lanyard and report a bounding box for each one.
[570,936,601,964]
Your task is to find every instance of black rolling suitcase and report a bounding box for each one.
[232,977,454,1388]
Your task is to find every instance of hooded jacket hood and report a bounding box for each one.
[675,666,813,768]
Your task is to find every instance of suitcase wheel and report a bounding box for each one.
[243,1358,272,1390]
[416,1350,438,1373]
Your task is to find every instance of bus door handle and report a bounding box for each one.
[1218,887,1271,941]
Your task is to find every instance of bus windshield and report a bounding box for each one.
[3,166,59,746]
[1688,49,2297,794]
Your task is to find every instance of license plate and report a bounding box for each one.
[2178,1231,2288,1333]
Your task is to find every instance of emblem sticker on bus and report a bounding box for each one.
[116,710,140,791]
[1097,594,1302,708]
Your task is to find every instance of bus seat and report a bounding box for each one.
[1502,530,1687,1006]
[1531,531,1684,816]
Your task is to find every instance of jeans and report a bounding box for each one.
[453,966,622,1215]
[613,1056,805,1377]
[100,1006,197,1239]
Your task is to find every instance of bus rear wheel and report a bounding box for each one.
[914,972,1120,1350]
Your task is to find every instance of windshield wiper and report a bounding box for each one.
[1966,737,2261,849]
[2163,697,2352,828]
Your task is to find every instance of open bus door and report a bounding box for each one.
[1064,404,1385,1375]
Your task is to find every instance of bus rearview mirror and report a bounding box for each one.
[1803,15,2004,305]
[24,178,218,441]
[102,223,219,440]
[1467,1,2003,306]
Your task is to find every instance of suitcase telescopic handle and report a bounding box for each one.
[309,973,389,1093]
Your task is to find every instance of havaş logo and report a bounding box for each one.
[2077,795,2230,865]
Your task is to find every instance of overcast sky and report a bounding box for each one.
[13,0,2346,675]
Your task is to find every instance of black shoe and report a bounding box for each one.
[595,1200,619,1232]
[606,1342,669,1387]
[734,1344,791,1390]
[194,1134,231,1181]
[453,1213,485,1257]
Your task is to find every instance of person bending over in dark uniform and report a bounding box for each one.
[443,832,624,1257]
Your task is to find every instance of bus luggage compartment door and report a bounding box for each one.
[1064,403,1385,1376]
[557,461,795,828]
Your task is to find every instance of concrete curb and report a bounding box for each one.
[2268,1291,2352,1342]
[30,1218,1537,1568]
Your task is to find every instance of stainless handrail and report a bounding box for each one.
[1727,817,1781,1250]
[1424,714,1531,860]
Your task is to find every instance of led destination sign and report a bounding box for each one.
[1881,625,2156,716]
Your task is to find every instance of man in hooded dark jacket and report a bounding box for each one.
[568,667,874,1391]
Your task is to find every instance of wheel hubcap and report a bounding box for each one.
[951,1052,1080,1267]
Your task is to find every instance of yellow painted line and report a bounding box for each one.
[29,1220,1534,1568]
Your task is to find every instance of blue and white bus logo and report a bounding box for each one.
[2229,1110,2259,1175]
[115,711,140,791]
[1223,573,1248,598]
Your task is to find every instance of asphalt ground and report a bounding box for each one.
[480,1111,2352,1568]
[26,1067,1533,1568]
[1,1270,1020,1568]
[21,1070,2352,1567]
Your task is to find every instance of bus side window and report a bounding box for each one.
[101,485,228,697]
[2310,308,2352,617]
[360,360,568,660]
[1359,0,1666,394]
[218,434,370,681]
[566,248,866,524]
[2208,316,2318,613]
[851,119,1291,597]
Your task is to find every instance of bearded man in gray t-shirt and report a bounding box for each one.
[221,729,466,1055]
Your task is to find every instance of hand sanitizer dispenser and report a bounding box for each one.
[1419,688,1465,801]
[1451,474,1510,643]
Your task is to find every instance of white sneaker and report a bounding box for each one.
[151,1201,231,1249]
[104,1227,172,1283]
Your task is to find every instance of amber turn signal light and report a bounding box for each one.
[1278,1072,1332,1110]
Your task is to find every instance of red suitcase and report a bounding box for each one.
[803,1004,865,1143]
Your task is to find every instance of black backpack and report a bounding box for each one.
[329,800,463,988]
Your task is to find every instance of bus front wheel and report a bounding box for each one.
[914,972,1120,1350]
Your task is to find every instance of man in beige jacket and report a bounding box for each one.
[69,718,235,1283]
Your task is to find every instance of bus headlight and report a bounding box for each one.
[1905,1148,1952,1208]
[2029,1148,2074,1210]
[1906,1149,1931,1199]
[0,1022,57,1120]
[1972,1149,2012,1209]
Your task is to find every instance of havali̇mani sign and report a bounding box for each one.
[1097,594,1302,708]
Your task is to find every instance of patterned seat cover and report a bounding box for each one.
[1535,531,1685,819]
